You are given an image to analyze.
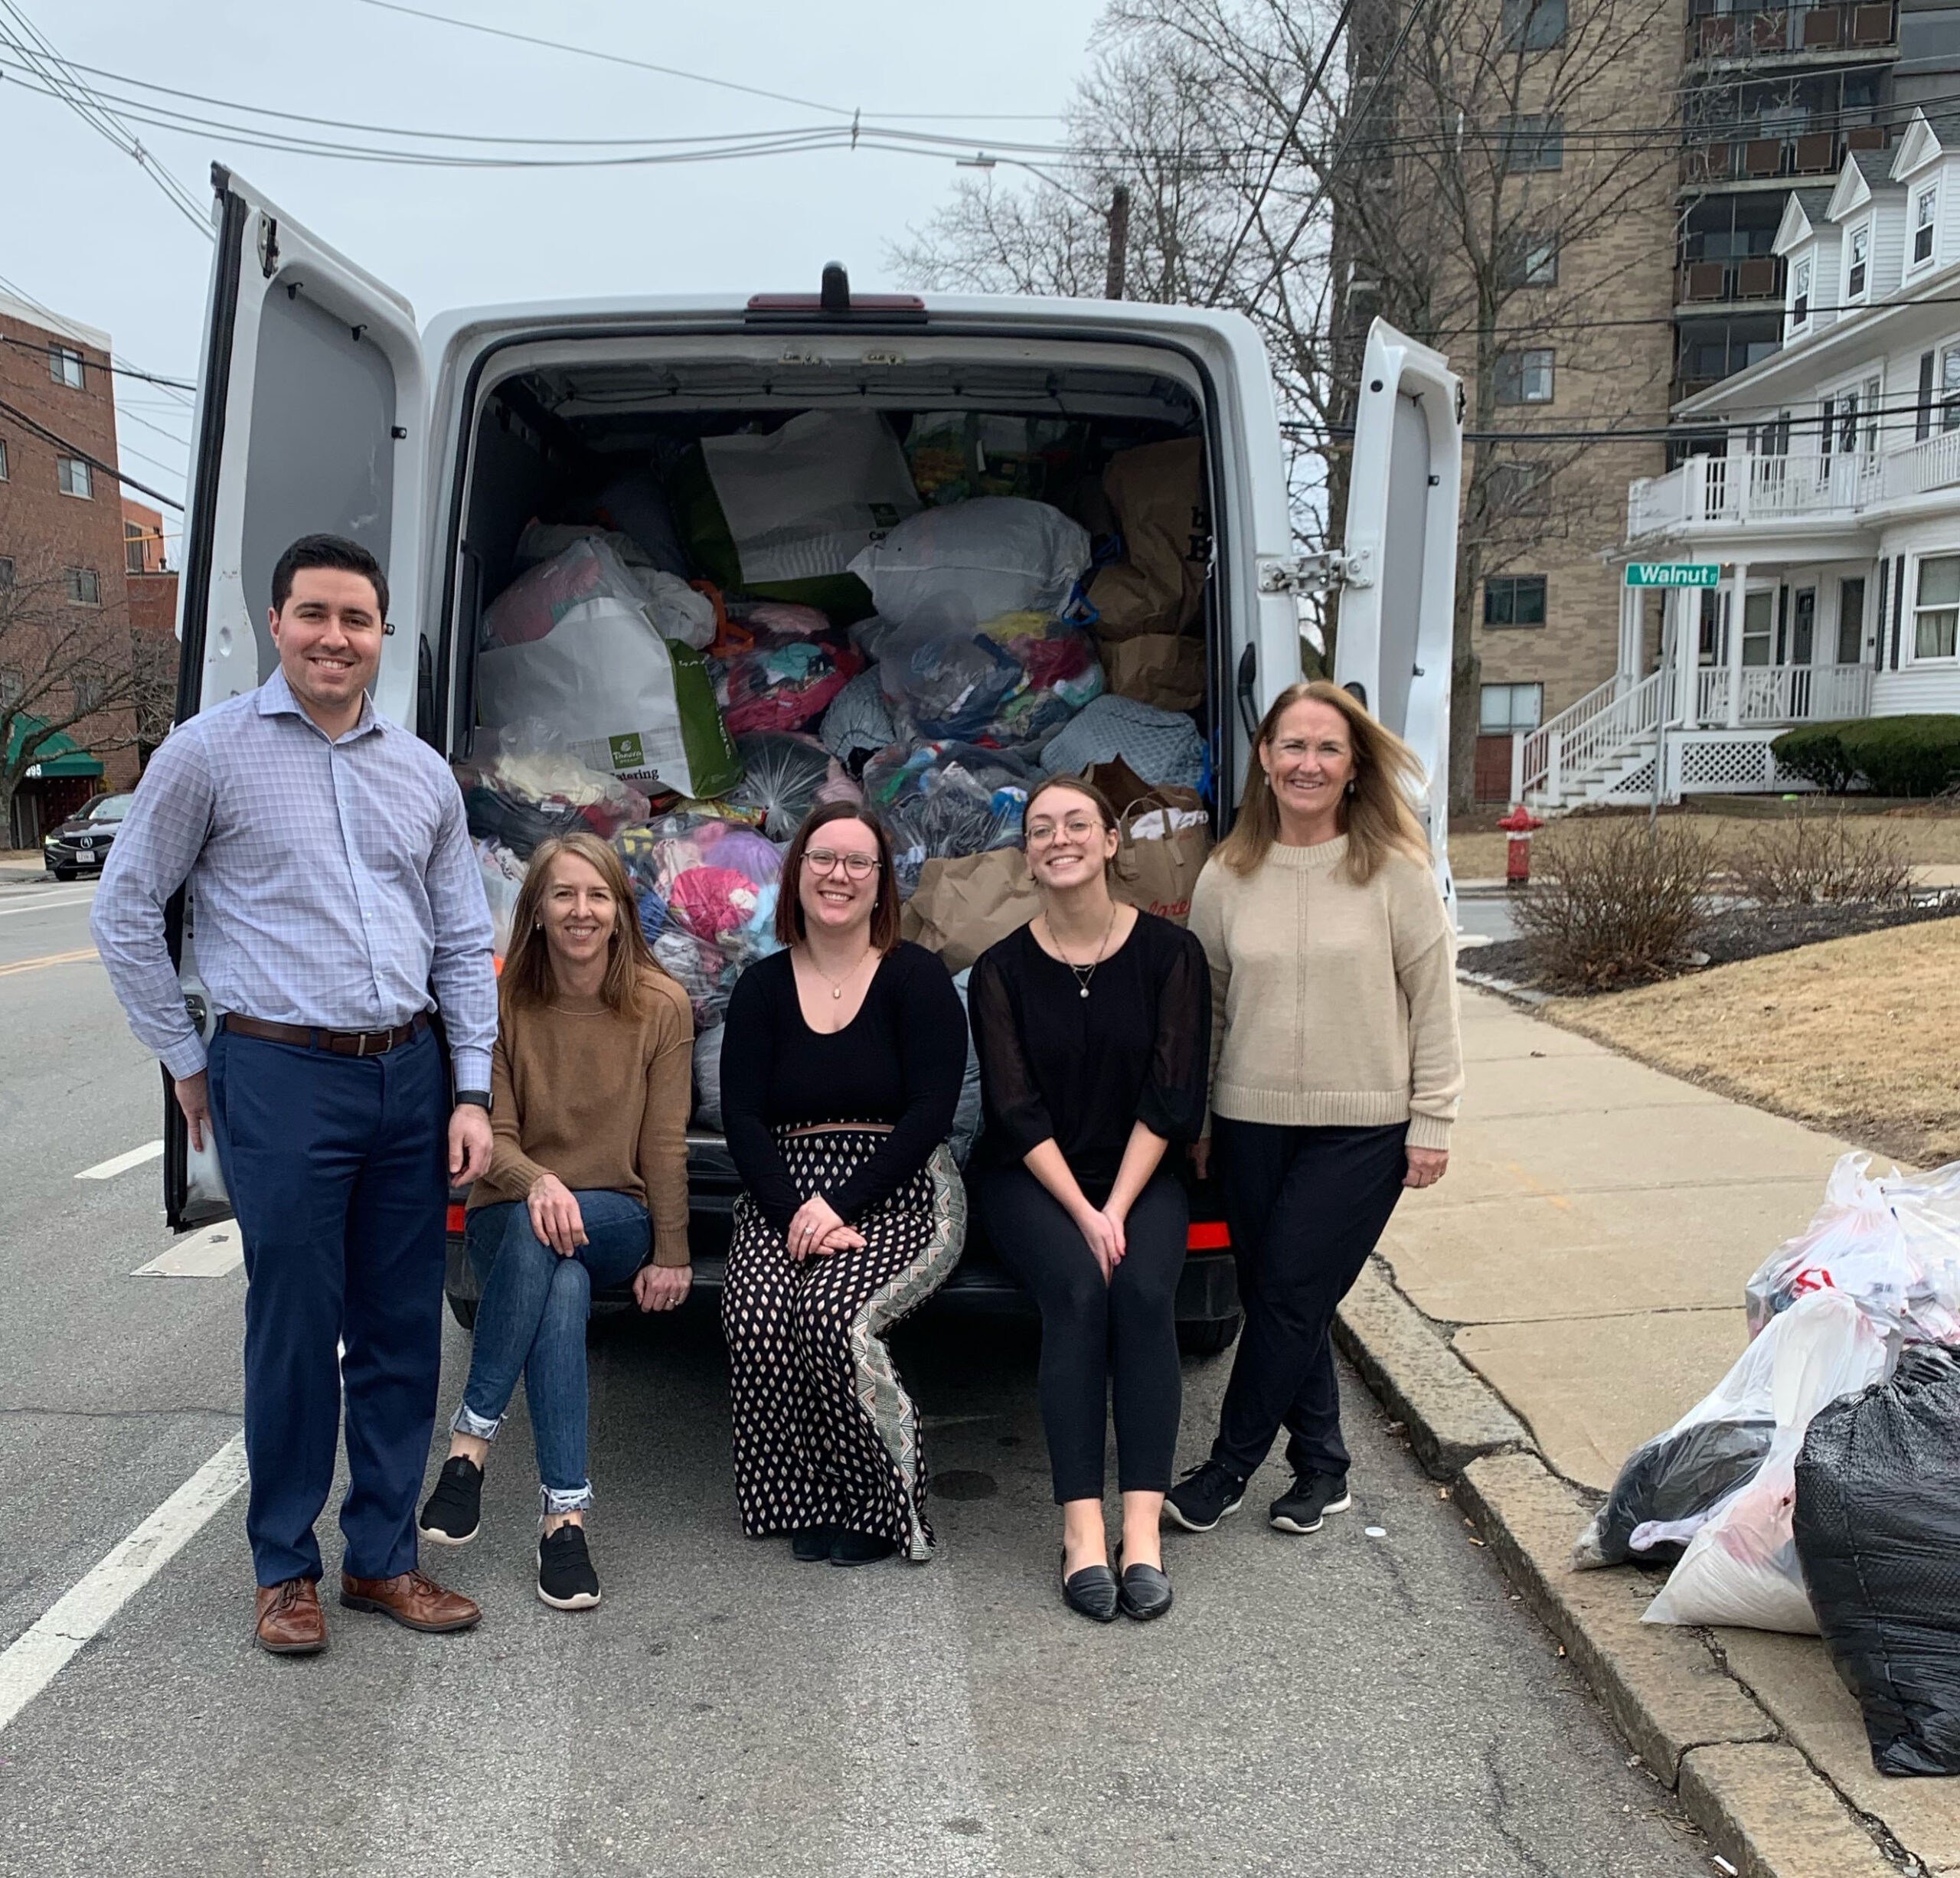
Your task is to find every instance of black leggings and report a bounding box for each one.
[975,1164,1187,1504]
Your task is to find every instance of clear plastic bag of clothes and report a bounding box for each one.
[475,840,526,959]
[977,612,1107,753]
[875,621,1027,743]
[459,726,652,859]
[1639,1291,1896,1633]
[869,747,1030,898]
[847,497,1091,630]
[486,533,714,650]
[1746,1152,1960,1347]
[713,623,864,737]
[724,733,860,839]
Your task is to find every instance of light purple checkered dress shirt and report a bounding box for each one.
[93,669,497,1089]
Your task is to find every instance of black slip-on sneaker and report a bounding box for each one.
[418,1455,483,1546]
[537,1524,601,1610]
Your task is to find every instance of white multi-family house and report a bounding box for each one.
[1518,109,1960,811]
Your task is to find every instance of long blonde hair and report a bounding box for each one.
[502,832,659,1018]
[1215,679,1430,884]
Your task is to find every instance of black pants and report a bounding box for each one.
[1210,1119,1409,1482]
[976,1164,1187,1504]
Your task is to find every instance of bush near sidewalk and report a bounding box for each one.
[1772,715,1960,797]
[1513,818,1715,990]
[1730,811,1911,906]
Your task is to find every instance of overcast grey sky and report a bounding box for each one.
[0,0,1108,530]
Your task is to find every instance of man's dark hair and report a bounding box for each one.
[271,534,388,621]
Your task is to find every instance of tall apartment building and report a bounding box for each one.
[0,291,139,844]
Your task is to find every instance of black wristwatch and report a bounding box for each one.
[455,1089,492,1112]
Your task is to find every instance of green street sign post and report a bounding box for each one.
[1625,562,1721,588]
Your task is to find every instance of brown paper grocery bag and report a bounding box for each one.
[900,848,1040,974]
[1111,787,1211,926]
[1097,632,1207,713]
[1085,438,1210,640]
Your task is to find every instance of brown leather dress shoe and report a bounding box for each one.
[338,1567,481,1634]
[255,1577,327,1654]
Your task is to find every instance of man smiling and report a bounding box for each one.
[93,534,498,1655]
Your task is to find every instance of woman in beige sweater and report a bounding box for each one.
[417,832,693,1611]
[1165,680,1462,1540]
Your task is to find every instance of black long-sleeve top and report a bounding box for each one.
[721,941,967,1233]
[969,912,1211,1194]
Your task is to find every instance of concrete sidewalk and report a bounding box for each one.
[1338,985,1959,1878]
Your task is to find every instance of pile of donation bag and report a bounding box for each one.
[454,413,1217,1150]
[1573,1153,1960,1778]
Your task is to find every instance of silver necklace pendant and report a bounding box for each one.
[832,985,842,999]
[1080,984,1090,999]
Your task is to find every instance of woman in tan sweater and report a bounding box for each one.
[418,832,693,1611]
[1165,680,1462,1540]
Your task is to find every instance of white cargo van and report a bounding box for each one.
[162,168,1460,1354]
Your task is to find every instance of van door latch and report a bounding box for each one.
[1257,550,1373,596]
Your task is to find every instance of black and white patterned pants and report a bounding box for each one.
[722,1128,966,1560]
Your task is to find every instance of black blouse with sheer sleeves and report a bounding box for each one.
[968,912,1211,1195]
[720,941,967,1235]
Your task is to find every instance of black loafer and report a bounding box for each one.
[1060,1549,1119,1623]
[1119,1560,1173,1622]
[791,1526,838,1563]
[829,1530,897,1567]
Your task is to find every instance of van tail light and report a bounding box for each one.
[1187,1221,1230,1252]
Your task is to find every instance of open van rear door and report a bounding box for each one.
[164,167,427,1229]
[1333,319,1463,915]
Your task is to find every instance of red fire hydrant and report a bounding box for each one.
[1498,805,1544,888]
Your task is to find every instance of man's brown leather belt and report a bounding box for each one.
[220,1011,430,1057]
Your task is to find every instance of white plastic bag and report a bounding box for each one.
[486,534,713,650]
[1642,1291,1894,1633]
[1746,1152,1960,1347]
[702,411,920,586]
[848,498,1090,631]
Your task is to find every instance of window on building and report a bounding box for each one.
[1792,258,1811,323]
[0,557,14,591]
[1487,462,1549,515]
[1916,188,1939,266]
[1920,351,1936,441]
[1742,589,1775,667]
[64,567,100,606]
[56,456,92,499]
[1501,0,1566,47]
[1847,224,1870,299]
[1484,575,1548,626]
[1494,348,1555,403]
[125,523,147,576]
[1914,554,1960,658]
[1480,682,1544,733]
[48,345,83,390]
[72,678,104,716]
[1500,113,1563,171]
[1862,374,1882,458]
[1838,389,1859,456]
[1501,230,1560,288]
[1837,576,1866,665]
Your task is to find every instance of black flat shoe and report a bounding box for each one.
[791,1526,838,1563]
[829,1530,897,1567]
[1119,1560,1174,1622]
[1060,1548,1119,1623]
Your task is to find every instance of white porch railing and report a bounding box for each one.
[1627,452,1883,539]
[1880,426,1960,500]
[1697,661,1875,725]
[1515,668,1671,801]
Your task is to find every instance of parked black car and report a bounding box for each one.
[43,792,135,879]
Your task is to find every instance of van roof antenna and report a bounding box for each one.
[820,263,851,313]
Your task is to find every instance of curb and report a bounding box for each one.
[1333,1257,1910,1878]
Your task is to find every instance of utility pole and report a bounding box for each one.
[1104,183,1131,300]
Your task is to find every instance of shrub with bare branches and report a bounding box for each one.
[1730,812,1912,908]
[1514,818,1716,990]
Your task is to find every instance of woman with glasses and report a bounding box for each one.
[719,801,968,1566]
[968,776,1210,1622]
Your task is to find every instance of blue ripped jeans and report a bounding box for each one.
[455,1192,650,1515]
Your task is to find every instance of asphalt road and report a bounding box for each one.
[0,873,1711,1878]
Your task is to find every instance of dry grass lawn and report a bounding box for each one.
[1450,808,1960,882]
[1544,919,1958,1168]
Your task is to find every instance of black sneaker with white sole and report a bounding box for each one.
[417,1455,483,1546]
[1161,1458,1246,1533]
[1269,1470,1351,1534]
[537,1524,601,1610]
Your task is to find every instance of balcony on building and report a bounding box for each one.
[1684,0,1899,67]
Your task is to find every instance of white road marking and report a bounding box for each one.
[0,890,97,918]
[0,1432,248,1735]
[76,1140,165,1181]
[133,1220,243,1278]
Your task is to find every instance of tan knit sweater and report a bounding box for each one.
[468,966,694,1266]
[1187,834,1463,1150]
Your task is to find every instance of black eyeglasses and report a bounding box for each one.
[804,848,881,880]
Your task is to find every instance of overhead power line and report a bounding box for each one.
[0,395,184,510]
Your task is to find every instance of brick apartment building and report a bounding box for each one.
[122,495,179,762]
[0,290,141,846]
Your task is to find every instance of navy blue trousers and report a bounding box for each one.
[207,1024,449,1586]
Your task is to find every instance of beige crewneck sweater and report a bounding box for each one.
[1186,834,1462,1150]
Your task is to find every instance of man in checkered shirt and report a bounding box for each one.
[94,534,498,1657]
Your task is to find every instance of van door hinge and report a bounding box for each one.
[1257,550,1373,596]
[256,213,279,279]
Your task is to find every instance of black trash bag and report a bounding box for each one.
[1573,1417,1776,1569]
[1794,1345,1960,1778]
